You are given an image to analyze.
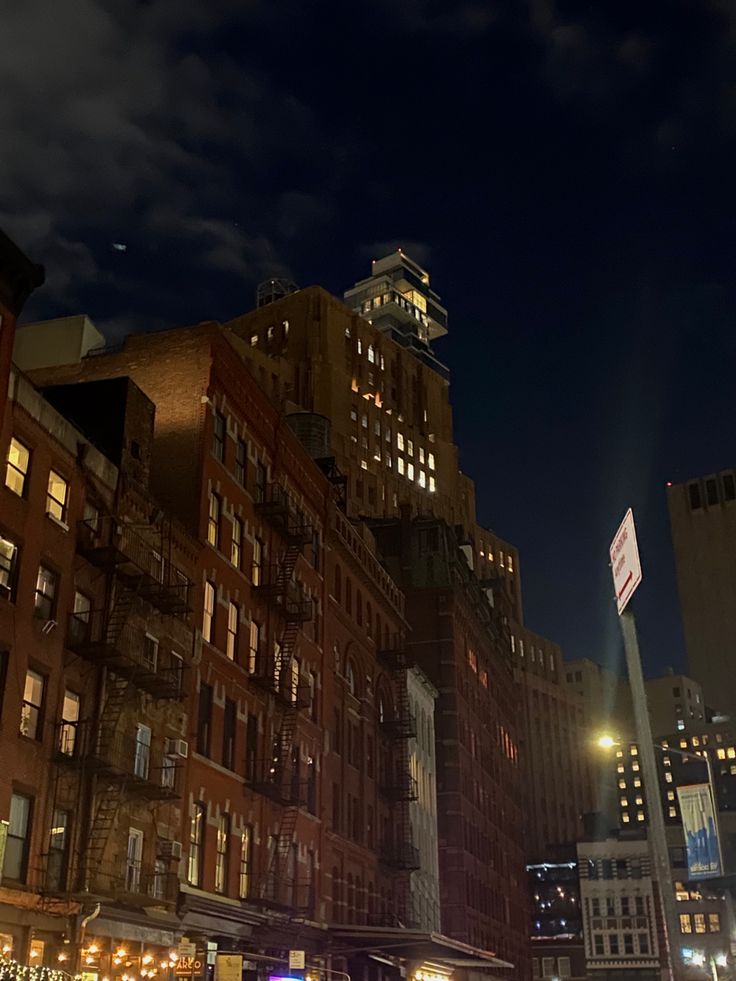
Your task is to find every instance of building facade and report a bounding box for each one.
[528,859,585,981]
[668,471,736,718]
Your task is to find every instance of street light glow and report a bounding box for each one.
[597,734,617,749]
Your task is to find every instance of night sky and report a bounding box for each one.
[6,0,736,679]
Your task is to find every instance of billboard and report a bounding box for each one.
[677,783,723,879]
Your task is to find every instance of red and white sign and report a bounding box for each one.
[609,508,642,615]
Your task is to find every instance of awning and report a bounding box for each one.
[329,927,513,971]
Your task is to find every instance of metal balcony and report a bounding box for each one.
[76,516,191,616]
[379,840,421,871]
[377,637,414,670]
[55,725,181,801]
[255,572,313,623]
[255,484,313,545]
[244,758,309,807]
[66,613,185,700]
[251,876,315,915]
[379,711,417,741]
[82,861,178,908]
[379,772,418,803]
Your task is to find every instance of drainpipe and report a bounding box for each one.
[73,903,101,975]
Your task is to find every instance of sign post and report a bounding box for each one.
[610,509,680,981]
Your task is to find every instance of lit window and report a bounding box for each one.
[267,325,274,341]
[622,812,630,823]
[20,670,44,740]
[5,438,30,497]
[632,761,640,771]
[250,334,258,346]
[252,538,263,586]
[620,797,628,807]
[367,345,375,364]
[616,750,624,758]
[419,447,425,464]
[34,565,57,619]
[667,790,675,801]
[634,778,641,787]
[619,780,627,789]
[0,535,20,599]
[231,517,242,569]
[637,811,645,822]
[385,453,392,468]
[187,803,206,887]
[663,756,671,766]
[508,554,514,573]
[630,745,638,756]
[357,339,362,355]
[208,492,220,547]
[429,476,436,493]
[717,748,726,760]
[398,458,405,475]
[5,793,32,882]
[617,764,625,774]
[248,621,260,674]
[428,452,435,471]
[669,806,677,817]
[727,747,735,759]
[709,913,721,932]
[360,460,368,471]
[635,796,643,805]
[226,602,239,661]
[680,914,692,934]
[46,470,69,523]
[203,581,215,643]
[350,408,358,422]
[692,736,700,747]
[665,772,673,783]
[239,826,252,898]
[407,440,414,457]
[418,471,426,488]
[694,914,706,934]
[407,463,415,481]
[397,433,405,451]
[215,814,230,894]
[283,319,289,336]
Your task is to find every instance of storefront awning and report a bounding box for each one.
[329,927,513,971]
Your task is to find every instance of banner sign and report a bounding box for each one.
[677,783,723,879]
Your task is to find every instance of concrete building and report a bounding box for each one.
[644,673,705,736]
[528,859,585,981]
[577,836,661,981]
[668,471,736,717]
[515,631,593,860]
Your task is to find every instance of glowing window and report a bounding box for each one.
[398,458,405,475]
[397,433,405,451]
[429,476,436,493]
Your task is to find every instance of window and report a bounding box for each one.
[239,827,252,898]
[46,470,69,523]
[245,714,257,782]
[20,670,44,739]
[215,814,230,894]
[208,493,220,547]
[73,591,91,625]
[235,439,247,486]
[134,724,151,779]
[723,473,736,501]
[623,933,634,954]
[126,828,144,892]
[0,536,19,599]
[47,808,70,891]
[694,913,706,934]
[5,794,32,881]
[248,621,260,674]
[187,803,206,887]
[213,412,226,461]
[203,580,216,643]
[407,463,415,481]
[34,565,58,620]
[309,671,318,722]
[143,634,158,671]
[231,516,242,568]
[689,482,702,509]
[680,913,692,934]
[593,935,604,956]
[227,602,239,661]
[397,433,404,451]
[706,478,719,506]
[608,935,619,955]
[533,960,540,980]
[709,913,721,932]
[252,537,263,585]
[197,683,213,756]
[59,690,80,756]
[429,476,436,493]
[542,957,555,978]
[5,438,30,497]
[255,463,266,503]
[291,657,300,704]
[223,699,236,770]
[638,933,649,954]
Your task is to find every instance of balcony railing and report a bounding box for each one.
[252,875,315,915]
[377,635,413,669]
[85,860,178,907]
[66,613,185,699]
[379,840,421,871]
[76,516,191,616]
[379,772,418,803]
[379,711,417,741]
[255,484,313,545]
[55,724,181,800]
[244,759,310,807]
[254,572,313,623]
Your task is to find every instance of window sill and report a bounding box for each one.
[46,512,69,532]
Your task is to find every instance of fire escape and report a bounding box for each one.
[378,635,420,926]
[48,514,191,908]
[245,483,313,913]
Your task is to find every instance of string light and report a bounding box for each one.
[0,960,79,981]
[86,948,98,957]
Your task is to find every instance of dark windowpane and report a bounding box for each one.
[706,478,719,507]
[689,482,702,510]
[723,473,736,501]
[197,683,213,756]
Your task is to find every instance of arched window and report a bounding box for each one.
[345,578,352,615]
[346,659,356,697]
[334,564,342,603]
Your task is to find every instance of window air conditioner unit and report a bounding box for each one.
[157,839,183,861]
[165,738,188,758]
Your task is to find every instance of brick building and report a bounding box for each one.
[18,321,491,979]
[0,364,196,975]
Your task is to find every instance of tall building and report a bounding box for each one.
[514,631,593,860]
[668,472,736,716]
[644,673,706,736]
[16,317,510,980]
[528,858,585,981]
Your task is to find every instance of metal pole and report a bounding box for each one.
[620,610,681,981]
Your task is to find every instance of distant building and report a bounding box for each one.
[645,672,705,735]
[528,858,586,981]
[668,471,736,717]
[577,835,661,981]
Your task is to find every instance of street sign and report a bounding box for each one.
[178,944,196,959]
[288,952,305,971]
[609,508,642,615]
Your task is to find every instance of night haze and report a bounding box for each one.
[6,0,736,679]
